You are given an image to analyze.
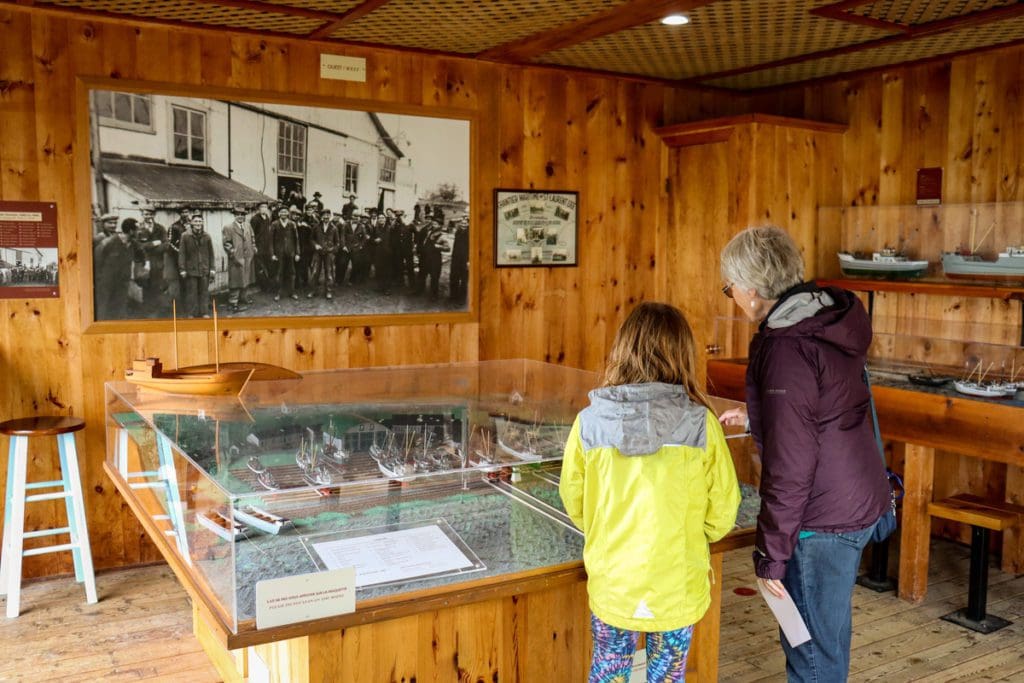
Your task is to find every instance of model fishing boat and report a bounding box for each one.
[125,358,254,397]
[941,213,1024,280]
[197,509,249,542]
[941,246,1024,280]
[837,248,929,278]
[233,505,289,535]
[953,360,1017,398]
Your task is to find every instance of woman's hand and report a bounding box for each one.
[758,577,786,599]
[719,406,748,427]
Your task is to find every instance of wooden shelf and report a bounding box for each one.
[654,114,847,148]
[817,278,1024,301]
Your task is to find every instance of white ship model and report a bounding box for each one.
[197,509,248,541]
[837,248,929,278]
[953,360,1021,399]
[942,246,1024,280]
[233,506,290,535]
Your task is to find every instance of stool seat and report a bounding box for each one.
[0,417,85,437]
[2,415,96,618]
[928,494,1019,634]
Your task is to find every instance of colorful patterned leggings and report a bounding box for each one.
[589,613,694,682]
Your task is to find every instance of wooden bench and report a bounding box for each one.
[928,494,1020,633]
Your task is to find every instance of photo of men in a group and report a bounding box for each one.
[88,89,471,321]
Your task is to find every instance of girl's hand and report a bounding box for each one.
[719,406,748,427]
[757,577,786,599]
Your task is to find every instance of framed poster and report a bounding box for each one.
[84,82,472,327]
[0,201,59,299]
[494,189,578,267]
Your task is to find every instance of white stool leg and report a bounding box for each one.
[58,432,97,604]
[4,436,28,618]
[0,436,16,595]
[57,434,83,583]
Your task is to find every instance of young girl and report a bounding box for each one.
[560,301,740,682]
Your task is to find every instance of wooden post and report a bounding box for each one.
[898,442,935,603]
[1003,464,1024,574]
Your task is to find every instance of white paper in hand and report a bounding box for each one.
[757,582,812,648]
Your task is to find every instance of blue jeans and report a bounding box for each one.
[781,520,877,682]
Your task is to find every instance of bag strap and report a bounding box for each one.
[862,366,886,467]
[864,366,904,501]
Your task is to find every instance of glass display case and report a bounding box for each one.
[707,315,1024,406]
[866,316,1024,403]
[104,359,759,638]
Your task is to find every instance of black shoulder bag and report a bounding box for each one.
[864,367,903,543]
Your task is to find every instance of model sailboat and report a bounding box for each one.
[125,300,291,396]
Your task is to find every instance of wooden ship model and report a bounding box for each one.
[125,300,298,396]
[125,358,254,397]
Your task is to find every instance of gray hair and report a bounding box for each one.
[720,225,805,300]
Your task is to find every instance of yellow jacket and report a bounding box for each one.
[559,382,740,632]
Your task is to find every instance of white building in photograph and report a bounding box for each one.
[90,91,420,279]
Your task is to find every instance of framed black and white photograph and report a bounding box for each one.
[85,84,472,325]
[493,189,578,267]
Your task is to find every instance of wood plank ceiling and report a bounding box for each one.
[8,0,1024,90]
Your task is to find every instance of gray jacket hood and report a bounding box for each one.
[579,382,707,456]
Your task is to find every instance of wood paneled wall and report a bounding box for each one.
[657,119,845,372]
[0,8,741,578]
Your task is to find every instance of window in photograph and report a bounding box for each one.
[278,121,306,177]
[95,91,153,132]
[171,105,207,164]
[379,154,396,184]
[344,161,359,195]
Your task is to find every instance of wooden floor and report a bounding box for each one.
[2,539,1024,682]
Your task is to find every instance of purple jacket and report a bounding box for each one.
[746,283,890,579]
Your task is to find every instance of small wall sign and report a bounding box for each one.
[916,167,942,205]
[320,54,367,82]
[0,201,59,299]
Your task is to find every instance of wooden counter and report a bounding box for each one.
[707,358,1024,604]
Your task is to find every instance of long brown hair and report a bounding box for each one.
[603,302,711,410]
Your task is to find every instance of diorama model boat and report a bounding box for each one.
[837,249,929,278]
[125,358,254,397]
[953,359,1021,398]
[907,373,952,387]
[941,246,1024,280]
[196,509,249,541]
[233,505,289,534]
[952,380,1017,399]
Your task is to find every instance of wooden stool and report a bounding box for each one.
[928,495,1018,634]
[0,416,97,618]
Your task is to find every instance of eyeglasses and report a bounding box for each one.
[721,282,734,299]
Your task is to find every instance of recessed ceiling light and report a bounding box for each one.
[661,14,690,26]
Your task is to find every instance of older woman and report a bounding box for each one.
[718,225,890,682]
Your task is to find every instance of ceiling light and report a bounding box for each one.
[661,14,690,26]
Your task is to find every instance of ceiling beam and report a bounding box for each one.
[307,0,394,40]
[686,1,1024,86]
[477,0,718,62]
[811,0,911,34]
[196,0,345,23]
